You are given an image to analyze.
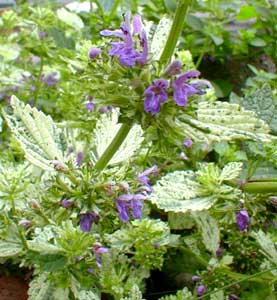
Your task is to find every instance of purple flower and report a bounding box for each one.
[100,12,148,67]
[76,151,83,167]
[115,193,148,222]
[88,47,101,59]
[38,31,46,39]
[164,59,182,76]
[229,294,240,300]
[99,105,114,113]
[192,275,201,282]
[67,146,74,156]
[85,101,95,111]
[61,199,73,208]
[93,243,109,267]
[18,219,32,229]
[173,70,204,107]
[236,210,250,231]
[138,165,158,192]
[41,72,59,87]
[183,138,193,148]
[144,79,169,115]
[196,285,206,296]
[79,212,98,232]
[216,248,224,257]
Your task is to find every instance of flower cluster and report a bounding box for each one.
[115,166,158,222]
[144,67,206,115]
[100,12,148,67]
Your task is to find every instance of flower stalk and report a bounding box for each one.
[160,0,193,65]
[95,0,193,171]
[94,123,132,171]
[241,181,277,193]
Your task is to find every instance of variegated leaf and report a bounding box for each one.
[192,211,220,255]
[150,170,216,213]
[91,109,144,165]
[149,17,172,61]
[28,273,54,300]
[3,96,66,171]
[178,102,273,144]
[0,240,23,257]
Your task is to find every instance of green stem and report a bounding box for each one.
[108,0,121,21]
[241,181,277,193]
[18,228,29,250]
[160,0,193,65]
[94,123,132,171]
[33,56,44,106]
[192,267,277,299]
[195,38,210,68]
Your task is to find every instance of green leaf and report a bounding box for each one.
[28,241,63,254]
[57,8,84,30]
[192,211,220,255]
[232,84,277,134]
[0,44,20,61]
[179,101,272,144]
[48,27,75,49]
[150,170,216,213]
[219,162,243,182]
[210,290,224,300]
[210,34,224,46]
[121,285,145,300]
[250,38,266,47]
[150,162,242,213]
[252,230,277,264]
[91,109,144,165]
[236,5,257,20]
[0,240,23,257]
[185,14,203,31]
[3,96,66,171]
[168,212,195,230]
[28,273,54,300]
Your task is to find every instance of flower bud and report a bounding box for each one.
[88,47,101,59]
[196,285,206,296]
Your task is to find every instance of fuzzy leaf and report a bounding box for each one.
[150,170,216,213]
[252,230,277,264]
[0,240,23,257]
[121,285,145,300]
[149,17,172,60]
[3,96,66,171]
[91,110,144,165]
[28,241,63,254]
[57,8,84,30]
[192,211,220,255]
[71,289,100,300]
[210,290,224,300]
[219,162,243,182]
[179,101,272,144]
[231,84,277,134]
[28,273,54,300]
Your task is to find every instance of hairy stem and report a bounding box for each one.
[192,267,277,299]
[241,181,277,193]
[94,123,132,171]
[160,0,193,65]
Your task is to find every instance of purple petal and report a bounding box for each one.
[183,139,193,148]
[174,70,200,86]
[115,199,130,222]
[76,151,83,167]
[164,59,182,76]
[144,94,162,115]
[85,101,95,111]
[130,199,143,219]
[80,213,96,232]
[236,210,250,231]
[138,30,148,65]
[139,165,159,177]
[196,285,206,296]
[88,47,101,59]
[133,14,143,34]
[100,29,124,38]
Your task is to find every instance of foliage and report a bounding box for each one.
[1,1,277,300]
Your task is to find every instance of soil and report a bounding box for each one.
[0,276,28,300]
